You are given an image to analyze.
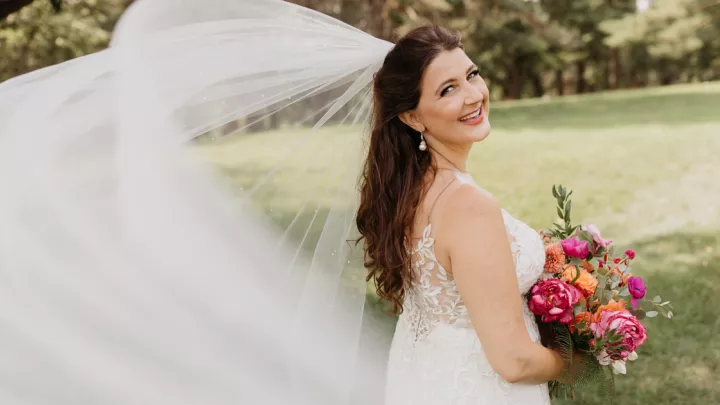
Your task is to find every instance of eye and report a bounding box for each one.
[468,69,480,79]
[440,85,455,97]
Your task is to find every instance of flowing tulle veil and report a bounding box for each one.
[0,0,395,403]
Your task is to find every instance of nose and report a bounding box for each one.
[464,84,484,106]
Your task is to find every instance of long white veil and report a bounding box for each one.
[0,0,394,403]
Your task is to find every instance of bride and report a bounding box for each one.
[356,25,582,404]
[0,1,584,404]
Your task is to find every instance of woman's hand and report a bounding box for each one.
[554,351,591,385]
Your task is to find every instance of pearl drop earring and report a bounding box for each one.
[419,131,427,151]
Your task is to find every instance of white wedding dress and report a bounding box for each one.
[384,175,552,405]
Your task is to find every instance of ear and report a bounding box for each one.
[398,110,424,133]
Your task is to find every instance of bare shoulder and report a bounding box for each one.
[443,183,501,223]
[432,183,506,256]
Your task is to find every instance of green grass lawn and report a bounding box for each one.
[199,82,720,404]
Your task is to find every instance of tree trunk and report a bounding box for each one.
[576,61,588,94]
[507,57,525,99]
[609,48,618,90]
[554,69,565,96]
[530,72,544,98]
[366,0,389,40]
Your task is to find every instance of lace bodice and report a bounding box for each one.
[385,202,550,404]
[403,208,546,342]
[384,173,550,405]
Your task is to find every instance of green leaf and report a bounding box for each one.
[646,311,658,318]
[604,290,615,302]
[574,305,586,316]
[565,200,572,217]
[653,295,662,303]
[557,207,564,219]
[634,309,646,320]
[552,185,559,199]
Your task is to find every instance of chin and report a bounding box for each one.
[469,120,491,143]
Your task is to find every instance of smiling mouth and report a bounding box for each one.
[459,107,482,122]
[460,108,482,121]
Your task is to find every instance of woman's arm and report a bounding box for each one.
[438,184,567,384]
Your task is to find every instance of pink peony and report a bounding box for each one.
[561,238,590,259]
[528,279,583,324]
[625,249,636,260]
[628,276,646,311]
[582,224,613,248]
[590,310,647,360]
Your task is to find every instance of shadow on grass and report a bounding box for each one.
[555,230,720,405]
[492,91,720,131]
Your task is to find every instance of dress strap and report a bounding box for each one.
[425,174,457,226]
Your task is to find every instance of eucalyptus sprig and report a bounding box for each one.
[548,184,579,240]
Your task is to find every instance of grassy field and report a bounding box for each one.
[199,82,720,404]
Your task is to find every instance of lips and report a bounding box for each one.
[459,108,481,121]
[458,106,485,125]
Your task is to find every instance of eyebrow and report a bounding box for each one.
[436,64,478,95]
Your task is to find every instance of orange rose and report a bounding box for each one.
[592,299,627,323]
[561,265,599,297]
[581,260,594,272]
[569,311,592,333]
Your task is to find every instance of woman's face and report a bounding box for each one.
[405,48,491,148]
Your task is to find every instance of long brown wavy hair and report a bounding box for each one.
[355,26,463,314]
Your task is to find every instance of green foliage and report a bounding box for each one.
[0,0,129,82]
[548,184,579,240]
[601,0,720,83]
[3,0,720,97]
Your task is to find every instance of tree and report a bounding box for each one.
[2,0,719,97]
[0,0,131,83]
[601,0,720,85]
[0,0,60,21]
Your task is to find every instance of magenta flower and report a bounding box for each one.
[625,249,636,260]
[561,238,590,259]
[628,276,646,311]
[528,279,583,324]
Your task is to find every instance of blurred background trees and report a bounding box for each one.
[2,0,719,99]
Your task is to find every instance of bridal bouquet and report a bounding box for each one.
[527,185,674,399]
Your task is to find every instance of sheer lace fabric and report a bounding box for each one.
[384,177,551,405]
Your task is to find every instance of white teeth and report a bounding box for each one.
[460,109,480,121]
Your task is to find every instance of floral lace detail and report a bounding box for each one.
[404,223,469,342]
[403,209,545,343]
[385,207,551,405]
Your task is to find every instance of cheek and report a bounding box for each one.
[428,99,463,124]
[475,80,490,99]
